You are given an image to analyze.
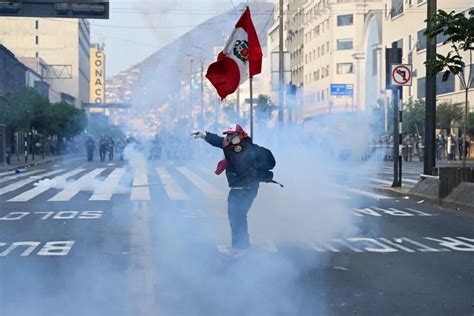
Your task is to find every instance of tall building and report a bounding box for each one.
[287,0,305,88]
[302,0,383,119]
[0,18,90,108]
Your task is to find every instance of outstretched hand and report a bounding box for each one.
[190,130,206,139]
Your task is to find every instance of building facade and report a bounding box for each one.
[0,18,90,108]
[302,0,383,119]
[0,45,26,102]
[379,0,473,109]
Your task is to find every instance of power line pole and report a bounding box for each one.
[278,0,284,124]
[424,0,437,175]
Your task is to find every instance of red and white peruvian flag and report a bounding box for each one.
[206,7,262,100]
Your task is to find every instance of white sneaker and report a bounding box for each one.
[217,246,249,258]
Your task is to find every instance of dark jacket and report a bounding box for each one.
[205,132,259,188]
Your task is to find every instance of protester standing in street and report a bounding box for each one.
[85,136,95,162]
[99,136,107,162]
[192,124,276,257]
[108,136,115,161]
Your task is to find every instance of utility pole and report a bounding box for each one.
[424,0,437,175]
[386,44,402,187]
[278,0,284,124]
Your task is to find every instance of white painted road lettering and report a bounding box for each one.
[351,207,437,217]
[0,211,103,222]
[308,237,473,254]
[424,237,474,252]
[0,241,75,257]
[347,238,398,253]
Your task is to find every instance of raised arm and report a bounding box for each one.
[204,132,224,149]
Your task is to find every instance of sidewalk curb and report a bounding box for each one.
[372,185,474,215]
[0,155,80,173]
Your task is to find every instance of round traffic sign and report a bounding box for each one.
[392,65,412,85]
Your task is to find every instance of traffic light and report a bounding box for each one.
[0,1,109,19]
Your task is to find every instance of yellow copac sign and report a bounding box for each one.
[90,47,105,103]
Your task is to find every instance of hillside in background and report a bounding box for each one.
[106,2,274,109]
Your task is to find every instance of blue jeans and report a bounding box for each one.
[227,186,259,249]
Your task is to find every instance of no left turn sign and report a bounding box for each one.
[391,64,413,86]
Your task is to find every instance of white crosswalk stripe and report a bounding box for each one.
[0,169,46,185]
[176,166,225,199]
[332,184,392,200]
[0,169,65,196]
[130,167,150,201]
[2,164,412,203]
[48,168,105,202]
[89,168,126,201]
[156,167,188,200]
[8,168,85,202]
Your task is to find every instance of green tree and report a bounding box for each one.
[49,102,87,138]
[403,99,426,137]
[468,112,474,136]
[425,9,473,165]
[436,101,463,131]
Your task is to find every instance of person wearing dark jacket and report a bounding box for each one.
[193,124,260,257]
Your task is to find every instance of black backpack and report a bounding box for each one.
[252,144,283,187]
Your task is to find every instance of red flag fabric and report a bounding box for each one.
[206,7,262,100]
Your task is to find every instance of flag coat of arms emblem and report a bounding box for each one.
[206,7,263,99]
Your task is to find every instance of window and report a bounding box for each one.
[321,44,325,56]
[35,36,39,45]
[391,0,403,18]
[327,41,329,53]
[35,20,39,30]
[436,73,455,95]
[317,47,320,57]
[35,52,39,58]
[337,63,354,74]
[313,71,318,81]
[337,39,353,50]
[321,90,325,101]
[337,14,353,26]
[418,74,456,98]
[417,29,427,51]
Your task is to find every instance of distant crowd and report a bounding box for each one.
[372,134,471,162]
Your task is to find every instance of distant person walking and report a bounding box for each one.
[108,137,115,161]
[99,136,108,162]
[85,137,95,162]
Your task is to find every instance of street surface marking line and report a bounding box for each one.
[156,167,188,200]
[8,168,85,202]
[333,184,392,200]
[0,169,46,184]
[176,166,225,199]
[131,168,150,201]
[0,169,65,195]
[89,168,126,201]
[48,168,105,202]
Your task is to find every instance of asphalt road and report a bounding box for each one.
[0,156,473,316]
